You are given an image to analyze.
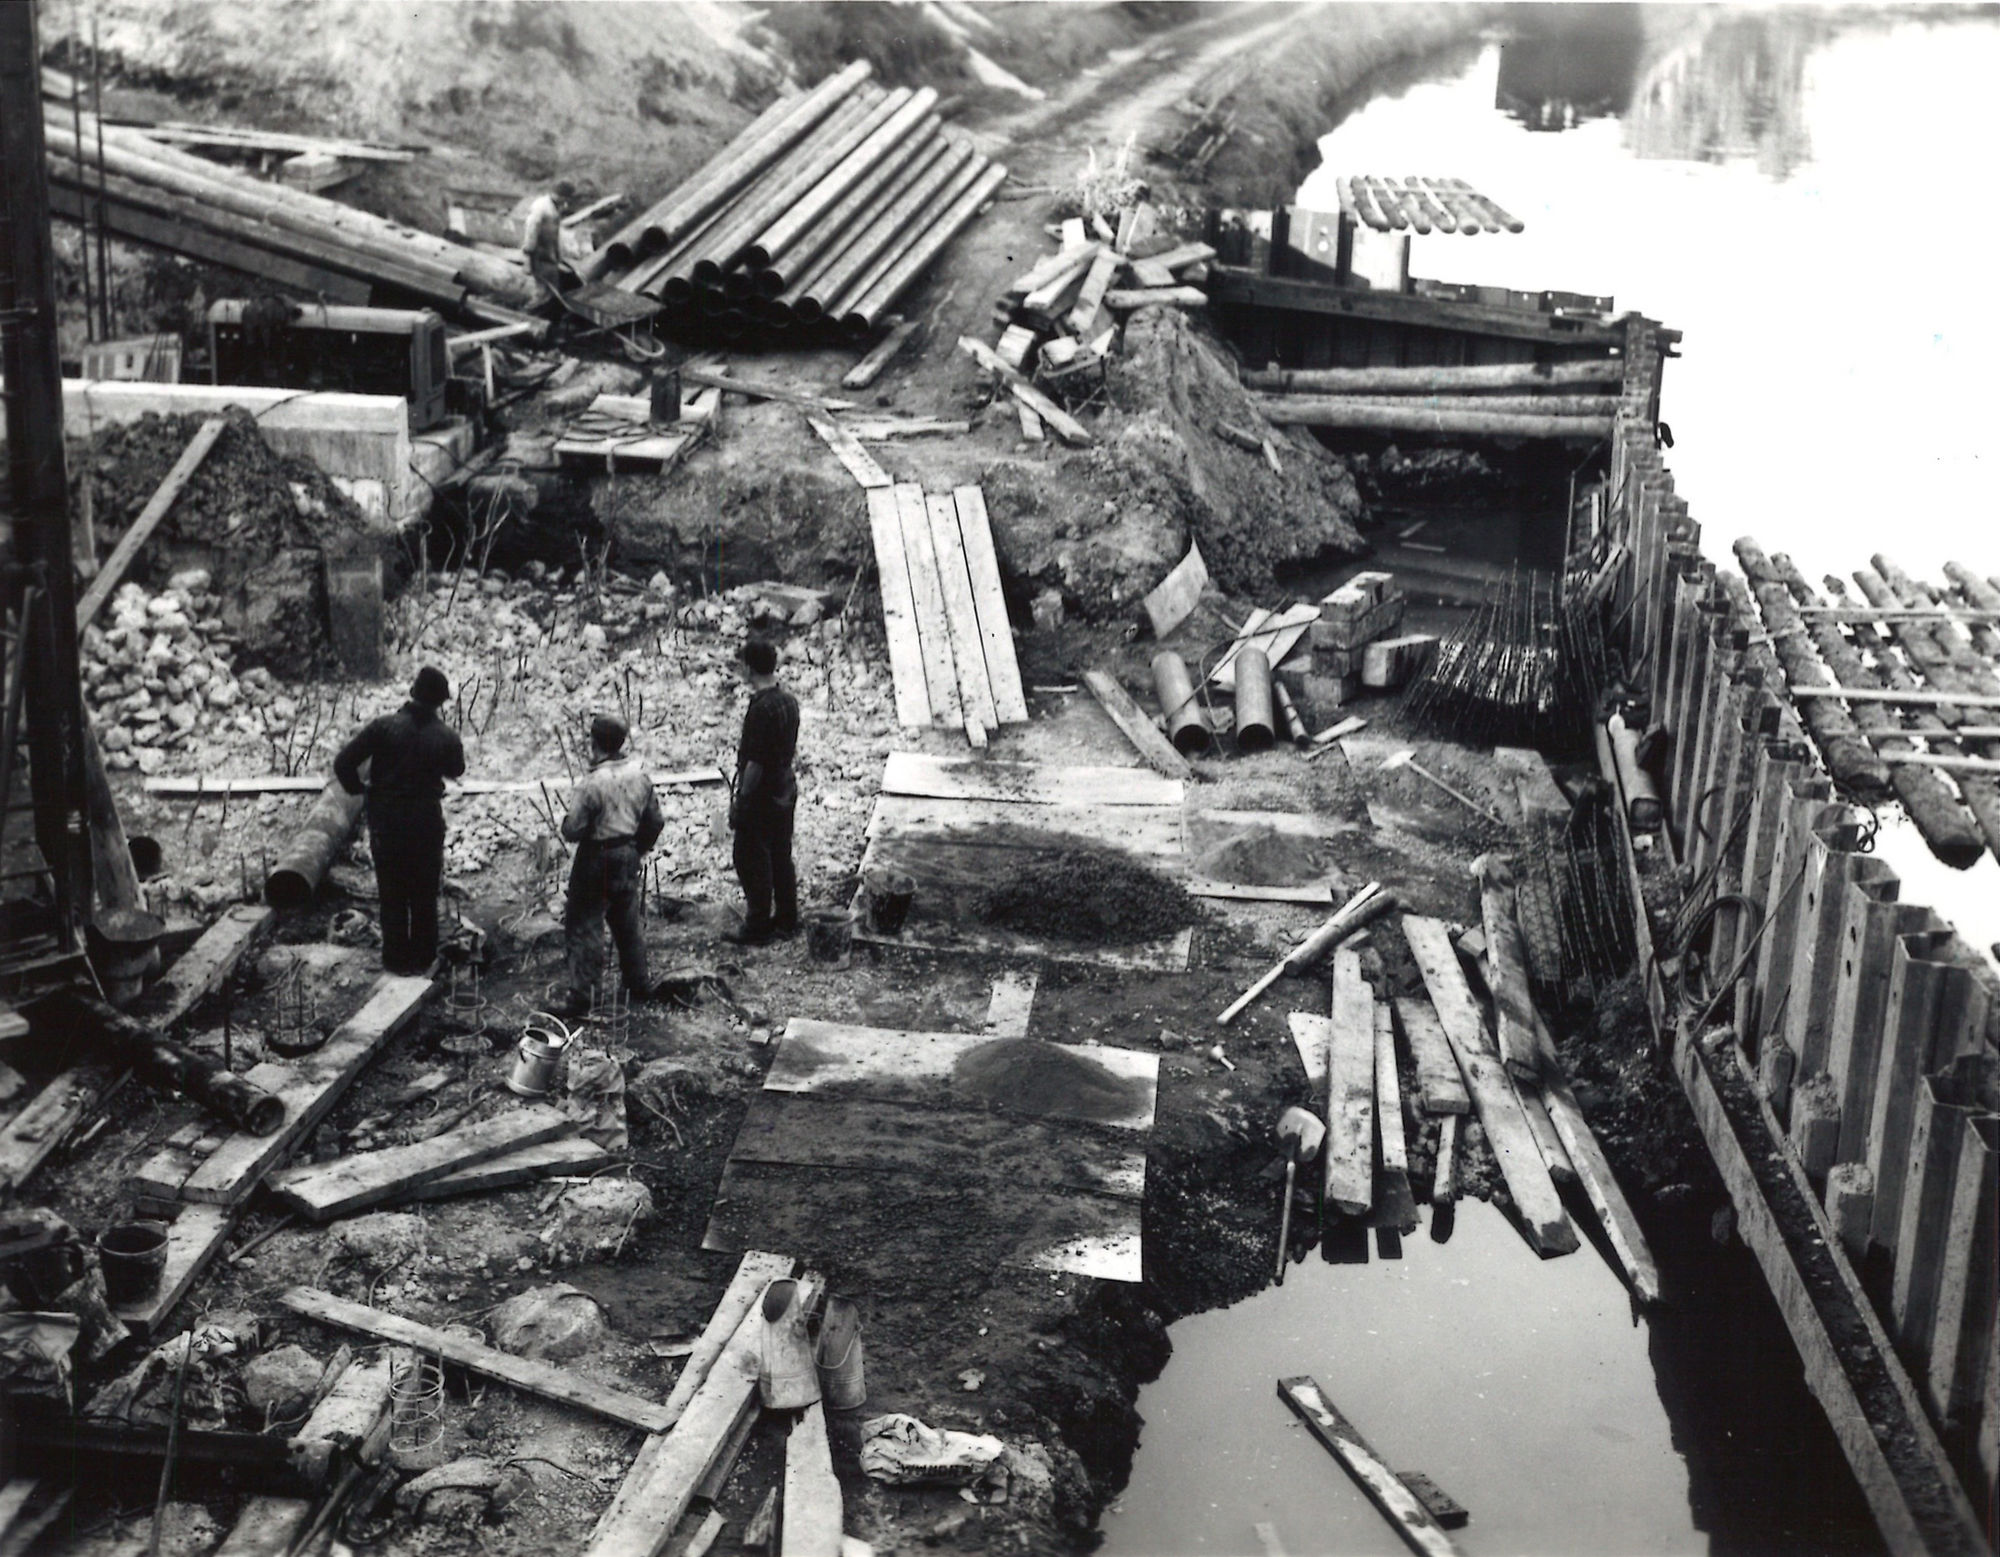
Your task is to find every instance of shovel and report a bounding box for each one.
[1274,1105,1326,1282]
[1380,749,1505,825]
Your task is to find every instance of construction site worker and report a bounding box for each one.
[554,715,665,1017]
[725,639,799,947]
[333,666,465,976]
[522,179,576,294]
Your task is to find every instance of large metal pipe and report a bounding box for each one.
[37,989,287,1136]
[802,141,975,321]
[1234,647,1275,753]
[755,116,941,297]
[779,135,953,320]
[688,88,907,286]
[584,59,873,280]
[1606,714,1662,830]
[265,778,365,912]
[1152,651,1212,755]
[840,159,1009,338]
[657,90,881,303]
[743,87,938,274]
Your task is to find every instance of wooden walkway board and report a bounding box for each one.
[952,488,1029,725]
[893,482,965,726]
[805,413,892,489]
[1277,1377,1464,1557]
[270,1105,575,1220]
[865,487,934,730]
[281,1285,675,1433]
[1392,996,1470,1115]
[926,491,1000,733]
[1402,916,1577,1256]
[767,1018,1158,1130]
[1289,1012,1332,1089]
[1324,949,1376,1217]
[849,897,1195,973]
[882,751,1184,807]
[865,792,1184,856]
[783,1403,845,1557]
[403,1136,610,1202]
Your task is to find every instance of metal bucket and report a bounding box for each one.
[807,910,854,968]
[650,367,682,423]
[1151,651,1212,756]
[815,1296,866,1410]
[507,1017,572,1098]
[1234,646,1275,752]
[96,1220,169,1303]
[864,871,915,935]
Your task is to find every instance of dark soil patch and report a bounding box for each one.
[1191,824,1334,887]
[976,849,1200,945]
[954,1038,1152,1123]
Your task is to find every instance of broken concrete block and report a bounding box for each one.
[243,1342,323,1418]
[545,1177,651,1264]
[1360,633,1438,689]
[489,1282,610,1362]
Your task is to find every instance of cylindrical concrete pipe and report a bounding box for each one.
[1608,713,1663,829]
[1234,647,1275,753]
[1272,682,1311,749]
[1151,651,1211,755]
[265,779,365,911]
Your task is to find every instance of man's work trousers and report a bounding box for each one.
[368,796,444,975]
[565,838,648,1001]
[732,796,798,936]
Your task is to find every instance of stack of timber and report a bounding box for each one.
[864,483,1027,747]
[40,96,540,331]
[581,63,1007,345]
[1245,359,1621,440]
[1334,174,1523,235]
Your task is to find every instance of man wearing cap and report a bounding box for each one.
[334,667,466,976]
[522,179,576,295]
[726,639,800,947]
[554,714,665,1017]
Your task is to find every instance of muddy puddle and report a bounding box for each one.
[1100,1200,1876,1556]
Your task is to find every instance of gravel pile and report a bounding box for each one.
[976,848,1199,945]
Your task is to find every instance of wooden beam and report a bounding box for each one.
[1391,997,1469,1115]
[957,336,1092,445]
[1473,859,1539,1082]
[75,417,225,631]
[268,1106,574,1221]
[1323,949,1375,1217]
[1276,1377,1464,1557]
[781,1403,844,1557]
[1066,248,1122,337]
[1082,669,1194,780]
[843,315,922,389]
[662,1251,796,1428]
[1431,1113,1459,1207]
[403,1137,611,1202]
[1254,396,1612,440]
[881,750,1183,807]
[1787,685,2000,711]
[950,487,1029,726]
[678,366,856,412]
[280,1286,678,1433]
[1373,1000,1418,1233]
[805,413,892,490]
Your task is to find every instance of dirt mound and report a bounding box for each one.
[953,1038,1152,1121]
[976,849,1198,944]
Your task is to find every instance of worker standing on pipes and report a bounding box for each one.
[333,666,465,976]
[553,715,665,1018]
[522,178,576,296]
[725,639,800,947]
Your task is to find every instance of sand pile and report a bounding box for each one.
[976,849,1198,945]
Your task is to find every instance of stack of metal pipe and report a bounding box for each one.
[586,62,1006,345]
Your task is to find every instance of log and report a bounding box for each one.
[1324,949,1376,1217]
[280,1286,678,1433]
[1254,397,1612,439]
[75,417,225,631]
[1242,360,1623,394]
[1102,286,1206,311]
[1276,1378,1464,1557]
[1216,884,1392,1024]
[264,779,365,910]
[1732,538,1893,797]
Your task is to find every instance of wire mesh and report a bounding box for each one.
[390,1352,446,1470]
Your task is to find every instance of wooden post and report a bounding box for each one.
[1825,867,1919,1171]
[1891,1057,1997,1361]
[1924,1111,1997,1426]
[1374,1001,1417,1234]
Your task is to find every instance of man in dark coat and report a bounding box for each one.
[725,638,799,947]
[333,666,464,975]
[553,714,665,1018]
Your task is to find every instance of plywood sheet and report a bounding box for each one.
[882,752,1184,808]
[865,793,1184,855]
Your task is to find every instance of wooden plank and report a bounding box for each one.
[864,488,932,729]
[1402,916,1577,1255]
[843,316,922,389]
[678,367,856,412]
[1066,248,1122,337]
[1276,1378,1464,1557]
[1432,1113,1459,1207]
[270,1106,574,1221]
[1787,686,2000,710]
[180,973,434,1206]
[880,751,1183,807]
[1517,1082,1577,1187]
[280,1285,676,1433]
[1391,997,1470,1116]
[1082,669,1194,780]
[1324,949,1375,1217]
[75,416,226,630]
[957,337,1092,445]
[893,483,964,726]
[1476,865,1540,1082]
[0,1483,37,1541]
[403,1136,612,1202]
[950,487,1028,725]
[142,770,724,798]
[1187,879,1333,904]
[984,968,1038,1037]
[926,492,1000,734]
[661,1251,795,1430]
[725,1091,1146,1199]
[766,1018,1158,1131]
[0,1069,106,1196]
[1374,1002,1409,1175]
[1018,400,1045,440]
[215,1497,312,1557]
[133,902,277,1027]
[112,1202,236,1338]
[782,1404,844,1557]
[805,413,892,490]
[1209,602,1320,691]
[1289,1012,1331,1089]
[589,1277,826,1557]
[865,792,1183,855]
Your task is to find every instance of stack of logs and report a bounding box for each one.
[581,62,1005,346]
[1244,359,1623,440]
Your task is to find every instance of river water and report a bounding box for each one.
[1102,10,2000,1554]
